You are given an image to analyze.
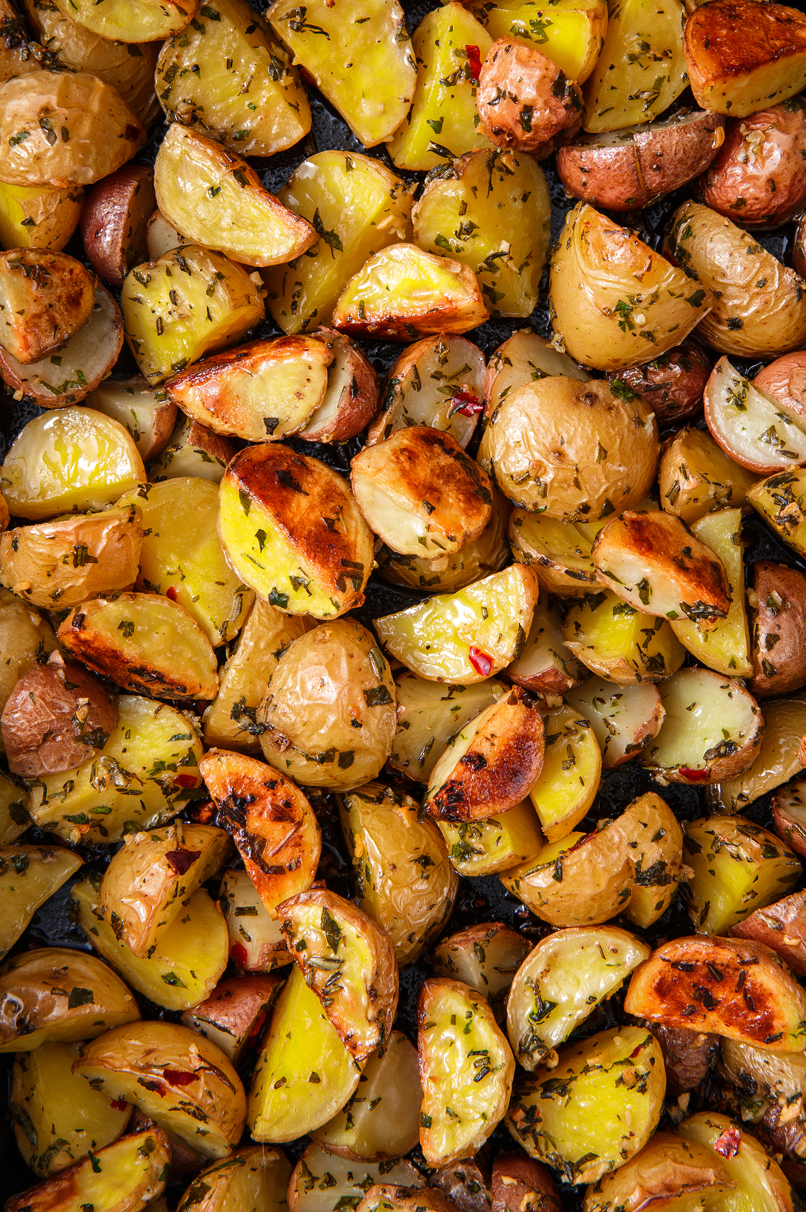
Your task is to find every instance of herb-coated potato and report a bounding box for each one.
[493,1153,562,1212]
[431,922,531,1020]
[81,165,156,290]
[565,680,664,770]
[0,180,83,253]
[477,40,582,157]
[462,0,605,84]
[549,203,713,371]
[219,868,289,972]
[0,0,40,85]
[0,249,94,365]
[704,357,806,475]
[389,673,506,783]
[0,844,82,958]
[84,375,176,461]
[177,1147,290,1212]
[748,468,806,560]
[773,776,806,858]
[607,340,712,425]
[485,329,587,413]
[0,946,139,1053]
[582,1132,734,1212]
[677,1112,795,1212]
[505,596,587,696]
[358,1187,454,1212]
[0,589,57,728]
[0,771,31,845]
[721,1036,806,1107]
[298,329,380,444]
[611,792,685,929]
[710,695,806,814]
[150,414,234,482]
[508,511,597,597]
[288,1145,423,1212]
[181,972,282,1065]
[562,589,686,685]
[438,797,544,878]
[732,888,806,976]
[50,0,197,41]
[659,426,758,525]
[750,561,806,695]
[525,703,601,841]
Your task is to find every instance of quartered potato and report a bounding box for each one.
[525,702,601,841]
[583,1132,734,1212]
[288,1145,423,1212]
[506,1027,666,1185]
[677,1112,796,1212]
[625,935,806,1050]
[432,923,531,1019]
[704,357,806,475]
[611,792,685,929]
[74,1020,246,1158]
[389,673,506,783]
[0,180,83,254]
[181,972,282,1064]
[721,1036,806,1104]
[84,377,176,462]
[0,248,94,364]
[732,888,806,975]
[156,0,310,158]
[438,797,544,878]
[59,592,219,700]
[82,165,156,288]
[565,679,664,769]
[0,589,57,725]
[0,946,139,1053]
[750,562,806,696]
[339,782,458,966]
[298,329,379,444]
[219,868,288,972]
[176,1147,291,1212]
[486,328,588,412]
[710,695,806,814]
[218,444,373,620]
[199,749,321,914]
[149,414,234,483]
[506,926,651,1069]
[463,0,606,83]
[477,39,583,157]
[659,426,758,526]
[748,467,806,561]
[0,845,81,959]
[562,590,686,685]
[50,0,197,41]
[509,511,598,597]
[505,597,588,697]
[374,564,539,684]
[418,977,515,1166]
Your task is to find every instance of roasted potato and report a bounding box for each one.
[704,356,806,475]
[176,1146,291,1212]
[149,414,234,483]
[606,340,712,426]
[659,425,758,525]
[732,889,806,976]
[677,1111,795,1212]
[181,973,282,1065]
[0,249,94,365]
[437,797,544,878]
[748,468,806,560]
[477,40,582,157]
[505,596,587,697]
[0,844,82,958]
[611,791,686,929]
[525,702,601,841]
[358,1186,455,1212]
[81,164,156,288]
[508,510,598,598]
[298,329,380,444]
[83,376,176,463]
[565,679,664,769]
[582,1132,733,1212]
[49,0,197,41]
[492,1154,562,1212]
[463,0,606,84]
[0,180,83,253]
[562,589,687,685]
[288,1145,423,1212]
[432,922,531,1020]
[652,1024,719,1095]
[749,562,806,696]
[755,351,806,423]
[219,867,289,973]
[389,673,506,783]
[710,695,806,814]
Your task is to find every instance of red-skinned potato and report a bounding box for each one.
[651,1024,719,1095]
[703,356,806,475]
[299,330,380,444]
[492,1153,561,1212]
[754,352,806,426]
[606,341,711,426]
[81,165,156,287]
[749,561,806,696]
[477,40,582,158]
[181,972,283,1064]
[773,776,806,860]
[732,888,806,977]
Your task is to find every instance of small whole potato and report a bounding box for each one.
[477,39,583,158]
[606,340,712,425]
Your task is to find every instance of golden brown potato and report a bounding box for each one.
[659,426,758,525]
[80,164,156,287]
[477,39,582,157]
[612,792,686,929]
[732,888,806,977]
[0,248,94,364]
[0,180,83,254]
[677,1111,797,1211]
[0,844,83,959]
[0,1,42,86]
[388,675,507,784]
[298,330,380,444]
[492,1154,561,1212]
[583,1133,733,1212]
[750,561,806,696]
[606,340,711,426]
[286,1145,423,1212]
[774,776,806,858]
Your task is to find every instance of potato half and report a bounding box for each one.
[298,329,380,444]
[0,845,82,959]
[81,165,156,288]
[288,1145,423,1212]
[751,561,806,696]
[583,1132,733,1212]
[176,1146,291,1212]
[677,1112,794,1212]
[389,673,507,783]
[526,703,602,841]
[432,922,531,1019]
[710,695,806,814]
[0,249,94,365]
[219,868,288,972]
[704,357,806,474]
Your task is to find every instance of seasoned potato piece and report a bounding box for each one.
[485,329,588,413]
[721,1036,806,1106]
[711,696,806,815]
[50,0,196,41]
[81,165,156,289]
[479,376,659,519]
[0,845,81,958]
[506,1027,665,1185]
[0,1,41,85]
[389,674,506,783]
[0,70,143,186]
[748,468,806,560]
[583,1132,734,1212]
[264,151,413,337]
[248,965,361,1143]
[774,776,806,859]
[509,511,598,597]
[478,40,582,156]
[525,702,601,841]
[419,977,514,1166]
[375,564,539,684]
[677,1112,795,1211]
[493,1154,562,1212]
[181,973,282,1065]
[199,749,321,914]
[176,1146,291,1212]
[259,621,396,790]
[298,329,379,444]
[0,249,94,365]
[652,1025,719,1096]
[732,889,806,976]
[0,589,57,725]
[288,1146,423,1212]
[333,244,488,341]
[750,559,806,690]
[607,341,712,427]
[74,1021,246,1159]
[12,1042,132,1177]
[432,923,531,1019]
[85,377,176,462]
[6,1126,170,1212]
[562,590,687,685]
[218,444,373,620]
[702,100,806,229]
[219,868,288,972]
[156,0,309,158]
[0,180,83,253]
[550,203,713,371]
[1,654,117,776]
[146,207,187,260]
[387,4,492,171]
[565,680,664,769]
[704,357,806,475]
[149,415,234,483]
[611,791,685,929]
[0,947,139,1053]
[1,407,145,520]
[755,351,806,422]
[0,771,31,845]
[506,926,651,1069]
[438,798,544,878]
[464,0,605,83]
[660,426,758,525]
[339,782,457,966]
[505,597,587,696]
[358,1187,454,1212]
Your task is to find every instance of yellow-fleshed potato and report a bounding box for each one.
[438,798,544,878]
[218,444,373,620]
[85,377,177,462]
[176,1147,291,1212]
[333,244,488,341]
[0,771,31,845]
[462,0,607,84]
[219,868,289,972]
[506,1027,666,1185]
[431,922,531,1017]
[50,0,197,42]
[375,564,539,684]
[477,40,583,157]
[259,620,396,789]
[288,1145,423,1212]
[181,972,283,1064]
[611,792,685,929]
[565,681,664,770]
[298,329,380,444]
[264,151,413,336]
[704,357,806,474]
[418,977,514,1166]
[710,695,806,814]
[412,149,551,318]
[0,946,139,1053]
[549,203,713,371]
[351,427,493,558]
[73,1020,246,1158]
[389,673,507,783]
[509,510,598,597]
[199,748,321,914]
[720,1037,806,1102]
[269,0,415,148]
[156,0,310,158]
[339,782,458,966]
[563,589,687,684]
[659,426,758,525]
[485,328,587,410]
[0,180,83,253]
[121,245,265,384]
[0,845,82,959]
[677,1112,794,1212]
[1,407,145,520]
[59,593,219,701]
[583,1132,734,1212]
[748,468,806,560]
[0,590,57,727]
[506,593,589,694]
[526,703,601,841]
[0,249,94,365]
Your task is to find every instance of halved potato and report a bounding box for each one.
[0,844,81,958]
[611,791,685,929]
[181,973,282,1065]
[750,561,806,696]
[218,443,373,619]
[0,946,139,1053]
[677,1111,796,1211]
[0,180,83,253]
[0,249,94,365]
[565,679,664,769]
[710,695,806,814]
[149,414,234,483]
[298,329,380,444]
[85,376,177,462]
[562,590,687,684]
[526,702,601,841]
[660,426,758,526]
[219,868,289,973]
[704,357,806,474]
[508,511,598,597]
[732,889,806,976]
[51,0,196,41]
[0,590,57,726]
[176,1146,291,1212]
[418,977,514,1166]
[438,797,544,878]
[431,922,532,1019]
[583,1132,734,1212]
[389,673,506,783]
[505,597,588,696]
[287,1145,423,1212]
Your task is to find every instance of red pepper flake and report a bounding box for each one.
[468,646,493,677]
[173,774,198,789]
[680,768,708,782]
[465,44,482,80]
[714,1125,742,1158]
[629,1044,643,1059]
[109,1098,128,1112]
[140,1079,167,1097]
[449,389,484,417]
[165,848,200,875]
[166,586,178,601]
[162,1068,197,1087]
[248,1010,267,1042]
[232,943,249,969]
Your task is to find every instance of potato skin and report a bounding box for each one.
[477,39,582,158]
[492,1153,562,1212]
[606,341,711,426]
[81,164,156,287]
[651,1024,719,1094]
[750,561,806,696]
[0,249,96,365]
[754,351,806,425]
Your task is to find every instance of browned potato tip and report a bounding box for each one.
[754,351,806,426]
[732,888,806,976]
[477,39,583,158]
[749,561,806,696]
[492,1153,562,1212]
[181,972,283,1065]
[651,1024,719,1095]
[1,651,117,777]
[81,164,156,287]
[606,340,711,427]
[0,249,95,365]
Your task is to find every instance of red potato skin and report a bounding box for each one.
[651,1023,719,1094]
[477,39,582,158]
[754,352,806,427]
[794,213,806,279]
[492,1153,562,1212]
[81,165,156,287]
[606,340,712,425]
[299,329,380,443]
[750,561,806,696]
[732,889,806,976]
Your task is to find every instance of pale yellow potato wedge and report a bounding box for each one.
[0,845,82,959]
[611,791,685,929]
[0,181,83,253]
[562,589,686,685]
[677,1112,794,1212]
[389,673,507,783]
[704,356,806,473]
[565,680,664,769]
[659,426,758,525]
[508,511,598,597]
[51,0,196,40]
[709,695,806,814]
[438,798,544,878]
[748,468,806,561]
[526,703,602,841]
[219,868,289,972]
[175,1146,291,1212]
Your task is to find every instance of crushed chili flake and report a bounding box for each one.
[165,848,200,875]
[173,774,198,789]
[166,586,178,601]
[162,1068,197,1087]
[109,1098,128,1112]
[232,943,249,969]
[450,389,484,416]
[465,44,482,80]
[248,1010,267,1041]
[680,768,708,782]
[713,1125,741,1158]
[468,646,493,677]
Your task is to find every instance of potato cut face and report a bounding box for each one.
[387,3,492,171]
[583,1131,734,1212]
[413,149,551,318]
[156,0,310,158]
[463,0,607,82]
[12,1042,132,1177]
[582,0,687,132]
[333,243,489,341]
[642,667,764,785]
[0,845,82,959]
[74,1020,246,1159]
[375,563,538,683]
[1,407,145,521]
[709,695,806,814]
[677,1112,795,1212]
[150,414,234,483]
[683,815,801,936]
[339,782,457,966]
[562,590,686,685]
[506,1026,665,1184]
[74,877,229,1011]
[248,964,361,1143]
[59,592,219,701]
[121,245,264,385]
[506,926,650,1069]
[526,703,602,842]
[749,468,806,560]
[51,0,196,41]
[660,426,758,527]
[288,1145,424,1212]
[84,376,175,461]
[389,673,506,783]
[0,946,139,1053]
[611,792,684,929]
[505,596,588,696]
[28,694,204,846]
[438,798,544,878]
[704,357,806,474]
[312,1029,422,1160]
[219,868,289,972]
[0,249,94,365]
[269,0,415,147]
[431,922,531,1018]
[0,590,57,723]
[177,1146,292,1212]
[265,151,413,336]
[0,181,83,253]
[508,511,598,597]
[720,1037,806,1104]
[418,977,515,1166]
[486,330,588,416]
[219,444,373,620]
[565,680,664,770]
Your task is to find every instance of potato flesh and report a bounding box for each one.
[77,376,175,463]
[527,703,602,842]
[0,845,81,959]
[705,357,806,473]
[565,680,663,769]
[177,1146,292,1212]
[749,467,806,562]
[219,868,289,972]
[389,674,505,783]
[0,591,57,730]
[150,415,234,483]
[709,695,806,814]
[0,249,94,365]
[467,0,607,82]
[562,590,686,685]
[486,331,588,416]
[0,181,83,253]
[612,792,684,930]
[51,0,196,40]
[288,1145,423,1212]
[0,772,31,845]
[660,426,759,526]
[378,493,510,594]
[438,798,544,877]
[505,596,587,695]
[677,1112,795,1212]
[369,335,485,450]
[509,511,598,597]
[431,924,531,1015]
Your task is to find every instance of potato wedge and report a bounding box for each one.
[0,946,139,1053]
[583,1132,734,1212]
[418,977,514,1166]
[219,868,289,973]
[721,1036,806,1107]
[748,467,806,560]
[562,589,687,684]
[288,1146,423,1212]
[704,357,806,475]
[463,0,605,83]
[199,749,320,914]
[298,329,379,444]
[84,377,176,462]
[82,165,156,288]
[677,1112,796,1212]
[432,922,531,1020]
[505,597,588,696]
[710,695,806,814]
[181,973,281,1065]
[485,329,588,413]
[0,844,81,958]
[358,1187,455,1212]
[333,244,488,341]
[218,444,373,620]
[176,1146,291,1212]
[438,798,544,878]
[660,426,758,526]
[0,249,94,365]
[565,679,664,769]
[525,702,601,841]
[389,673,506,784]
[610,791,685,929]
[749,561,806,696]
[51,0,196,41]
[732,889,806,977]
[509,511,598,597]
[0,180,83,253]
[149,414,234,483]
[0,589,57,726]
[506,1026,665,1185]
[374,564,539,684]
[673,511,746,677]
